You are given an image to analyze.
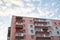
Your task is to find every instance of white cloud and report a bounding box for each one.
[0,0,60,40]
[52,17,60,20]
[51,2,56,6]
[0,6,35,16]
[0,22,3,26]
[0,20,8,40]
[0,11,9,16]
[26,3,34,7]
[32,0,42,2]
[0,0,3,4]
[24,0,31,3]
[0,0,36,17]
[0,15,11,40]
[6,0,24,7]
[55,8,59,12]
[0,25,8,40]
[0,0,43,17]
[44,3,49,7]
[0,0,58,19]
[49,13,54,17]
[37,7,49,17]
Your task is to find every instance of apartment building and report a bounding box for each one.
[7,16,60,40]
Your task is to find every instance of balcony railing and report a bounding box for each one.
[34,18,50,22]
[35,29,43,32]
[16,39,24,40]
[16,22,24,25]
[34,24,51,27]
[16,26,23,29]
[16,33,24,36]
[35,29,50,33]
[34,19,50,22]
[36,34,50,37]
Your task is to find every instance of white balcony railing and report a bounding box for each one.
[16,22,23,25]
[16,33,24,36]
[34,19,50,22]
[35,29,43,32]
[35,24,51,27]
[35,29,50,32]
[36,34,50,37]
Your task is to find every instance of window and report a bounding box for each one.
[43,29,48,32]
[30,20,32,22]
[40,34,43,37]
[30,25,33,28]
[37,34,43,37]
[43,19,46,21]
[23,30,26,33]
[23,20,25,22]
[54,22,57,25]
[16,38,19,40]
[16,26,20,29]
[17,26,20,27]
[16,25,23,29]
[16,38,23,40]
[49,31,52,35]
[31,35,34,39]
[57,31,59,34]
[47,22,50,24]
[43,24,47,26]
[55,27,58,29]
[31,30,34,33]
[59,23,60,25]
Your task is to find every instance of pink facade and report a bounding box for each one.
[7,16,60,40]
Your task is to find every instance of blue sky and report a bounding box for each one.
[0,0,60,40]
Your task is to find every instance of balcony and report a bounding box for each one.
[36,34,51,40]
[16,38,24,40]
[35,28,49,34]
[36,34,50,37]
[16,33,24,36]
[35,28,48,31]
[35,23,51,28]
[36,37,51,40]
[16,33,24,38]
[34,19,51,24]
[16,29,23,33]
[16,17,23,22]
[16,25,23,29]
[16,22,24,25]
[35,23,51,26]
[34,18,49,22]
[36,31,49,34]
